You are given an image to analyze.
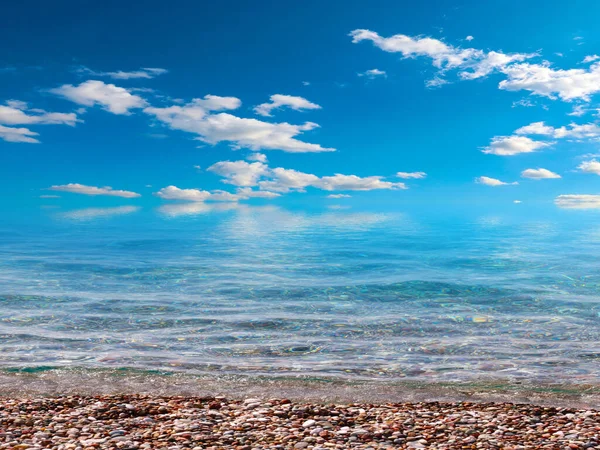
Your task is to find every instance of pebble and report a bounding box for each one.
[0,395,599,449]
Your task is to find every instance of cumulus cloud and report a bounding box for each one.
[48,183,141,198]
[207,160,269,187]
[555,194,600,209]
[499,62,600,102]
[205,159,407,194]
[485,120,600,157]
[351,29,600,103]
[50,80,148,114]
[465,36,474,41]
[258,168,320,192]
[578,160,600,175]
[76,66,168,80]
[568,105,589,117]
[247,153,267,163]
[236,187,280,199]
[0,124,40,143]
[425,77,450,88]
[145,98,333,153]
[459,51,533,80]
[154,186,212,202]
[350,29,481,69]
[582,55,600,64]
[154,185,279,203]
[358,68,387,79]
[253,94,322,117]
[514,121,600,139]
[481,135,552,156]
[514,200,522,204]
[475,176,518,186]
[350,29,534,83]
[257,167,406,193]
[207,190,243,202]
[0,101,80,126]
[521,168,561,179]
[396,171,427,179]
[317,174,406,191]
[515,121,556,136]
[327,194,352,198]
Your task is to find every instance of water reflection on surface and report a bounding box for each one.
[0,206,599,384]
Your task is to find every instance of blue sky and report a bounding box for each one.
[2,0,600,217]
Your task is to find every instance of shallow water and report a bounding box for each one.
[1,205,600,386]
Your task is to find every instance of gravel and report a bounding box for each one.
[1,394,600,449]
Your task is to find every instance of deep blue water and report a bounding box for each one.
[1,204,600,384]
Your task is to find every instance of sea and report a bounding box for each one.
[1,202,600,400]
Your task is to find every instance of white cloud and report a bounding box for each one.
[425,77,450,88]
[247,153,267,163]
[397,171,427,179]
[515,121,600,139]
[153,185,274,203]
[154,185,212,202]
[145,99,333,153]
[582,55,600,64]
[358,68,387,79]
[59,206,140,221]
[459,51,533,80]
[350,29,534,82]
[208,190,242,202]
[481,135,552,156]
[499,62,600,102]
[0,124,40,143]
[512,98,536,108]
[568,104,588,117]
[49,183,141,198]
[555,194,600,209]
[521,168,561,179]
[236,187,280,199]
[351,29,600,103]
[302,81,311,86]
[485,121,600,158]
[515,121,555,135]
[76,66,168,80]
[190,95,242,111]
[39,194,60,198]
[50,80,148,114]
[475,176,518,186]
[205,159,407,194]
[258,167,406,193]
[327,194,352,198]
[578,160,600,175]
[514,200,522,204]
[350,29,480,69]
[317,174,406,191]
[253,94,322,117]
[0,101,80,126]
[207,160,269,187]
[258,168,320,192]
[465,36,474,41]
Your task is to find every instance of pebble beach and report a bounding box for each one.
[2,394,600,450]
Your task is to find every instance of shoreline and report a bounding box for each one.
[2,368,600,409]
[1,394,599,449]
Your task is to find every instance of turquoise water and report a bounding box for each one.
[1,205,600,384]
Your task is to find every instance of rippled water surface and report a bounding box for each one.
[1,205,600,384]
